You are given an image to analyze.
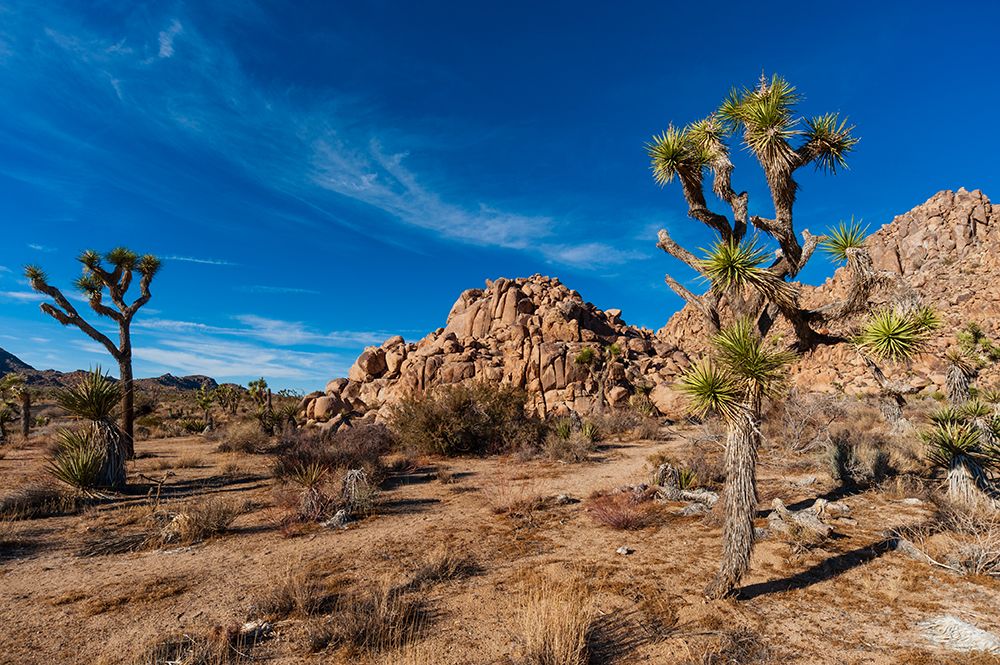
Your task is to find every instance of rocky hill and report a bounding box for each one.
[0,348,218,392]
[304,188,998,428]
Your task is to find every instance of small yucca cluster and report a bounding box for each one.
[923,401,1000,505]
[47,368,126,492]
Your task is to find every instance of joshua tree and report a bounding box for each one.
[18,385,31,440]
[853,305,940,430]
[49,368,127,491]
[0,374,24,444]
[26,248,161,456]
[573,343,623,410]
[195,384,215,429]
[648,75,894,598]
[945,323,1000,406]
[248,377,275,435]
[680,320,795,598]
[214,384,243,416]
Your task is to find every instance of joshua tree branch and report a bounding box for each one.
[37,297,121,361]
[664,274,720,332]
[656,229,702,271]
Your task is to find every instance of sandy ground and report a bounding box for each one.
[1,430,998,664]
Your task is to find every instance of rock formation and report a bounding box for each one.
[307,189,999,428]
[303,275,692,429]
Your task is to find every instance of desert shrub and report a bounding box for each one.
[587,492,654,530]
[823,427,893,487]
[629,392,656,417]
[0,513,24,551]
[763,389,845,453]
[684,449,726,490]
[0,485,75,519]
[273,424,393,483]
[212,419,271,454]
[931,500,1000,577]
[390,382,544,456]
[543,431,595,463]
[518,577,594,665]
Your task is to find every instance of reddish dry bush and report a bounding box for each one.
[587,493,654,530]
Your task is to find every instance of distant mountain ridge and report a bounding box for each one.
[0,347,218,391]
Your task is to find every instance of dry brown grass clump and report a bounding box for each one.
[406,544,479,590]
[250,569,334,619]
[211,420,271,454]
[304,581,426,658]
[135,625,258,665]
[517,577,594,665]
[0,484,76,519]
[159,498,245,546]
[0,513,25,552]
[484,476,548,518]
[690,626,772,665]
[587,492,655,530]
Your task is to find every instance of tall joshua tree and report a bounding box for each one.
[648,75,898,598]
[26,248,161,456]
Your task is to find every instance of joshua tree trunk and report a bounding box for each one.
[94,419,127,490]
[20,390,30,440]
[118,356,135,458]
[705,413,760,599]
[947,455,993,507]
[946,364,973,406]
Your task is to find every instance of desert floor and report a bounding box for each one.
[1,428,998,665]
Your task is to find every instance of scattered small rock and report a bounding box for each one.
[321,509,350,529]
[240,620,273,643]
[554,494,579,505]
[901,497,924,505]
[615,546,633,556]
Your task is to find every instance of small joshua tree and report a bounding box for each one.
[924,406,999,508]
[248,377,275,435]
[195,384,215,429]
[0,374,24,444]
[214,384,242,416]
[679,320,794,598]
[26,248,161,456]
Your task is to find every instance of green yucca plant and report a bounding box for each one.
[46,429,106,491]
[924,423,998,473]
[287,461,328,489]
[980,388,1000,405]
[961,400,993,421]
[580,421,600,444]
[854,307,938,362]
[679,360,744,422]
[56,367,120,421]
[929,407,965,428]
[552,418,573,441]
[678,467,699,490]
[821,218,868,263]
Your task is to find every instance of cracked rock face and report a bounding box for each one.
[305,189,998,427]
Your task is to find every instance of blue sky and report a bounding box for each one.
[1,1,998,391]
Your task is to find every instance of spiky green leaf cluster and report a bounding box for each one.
[717,74,801,169]
[802,113,859,173]
[56,367,121,421]
[854,307,939,362]
[923,423,1000,472]
[646,124,710,186]
[698,237,797,306]
[679,320,794,421]
[678,360,745,422]
[821,218,868,263]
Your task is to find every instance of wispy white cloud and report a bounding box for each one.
[163,255,237,266]
[27,243,56,252]
[16,7,639,270]
[134,315,391,348]
[0,290,45,302]
[237,285,321,295]
[538,242,649,268]
[157,19,182,59]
